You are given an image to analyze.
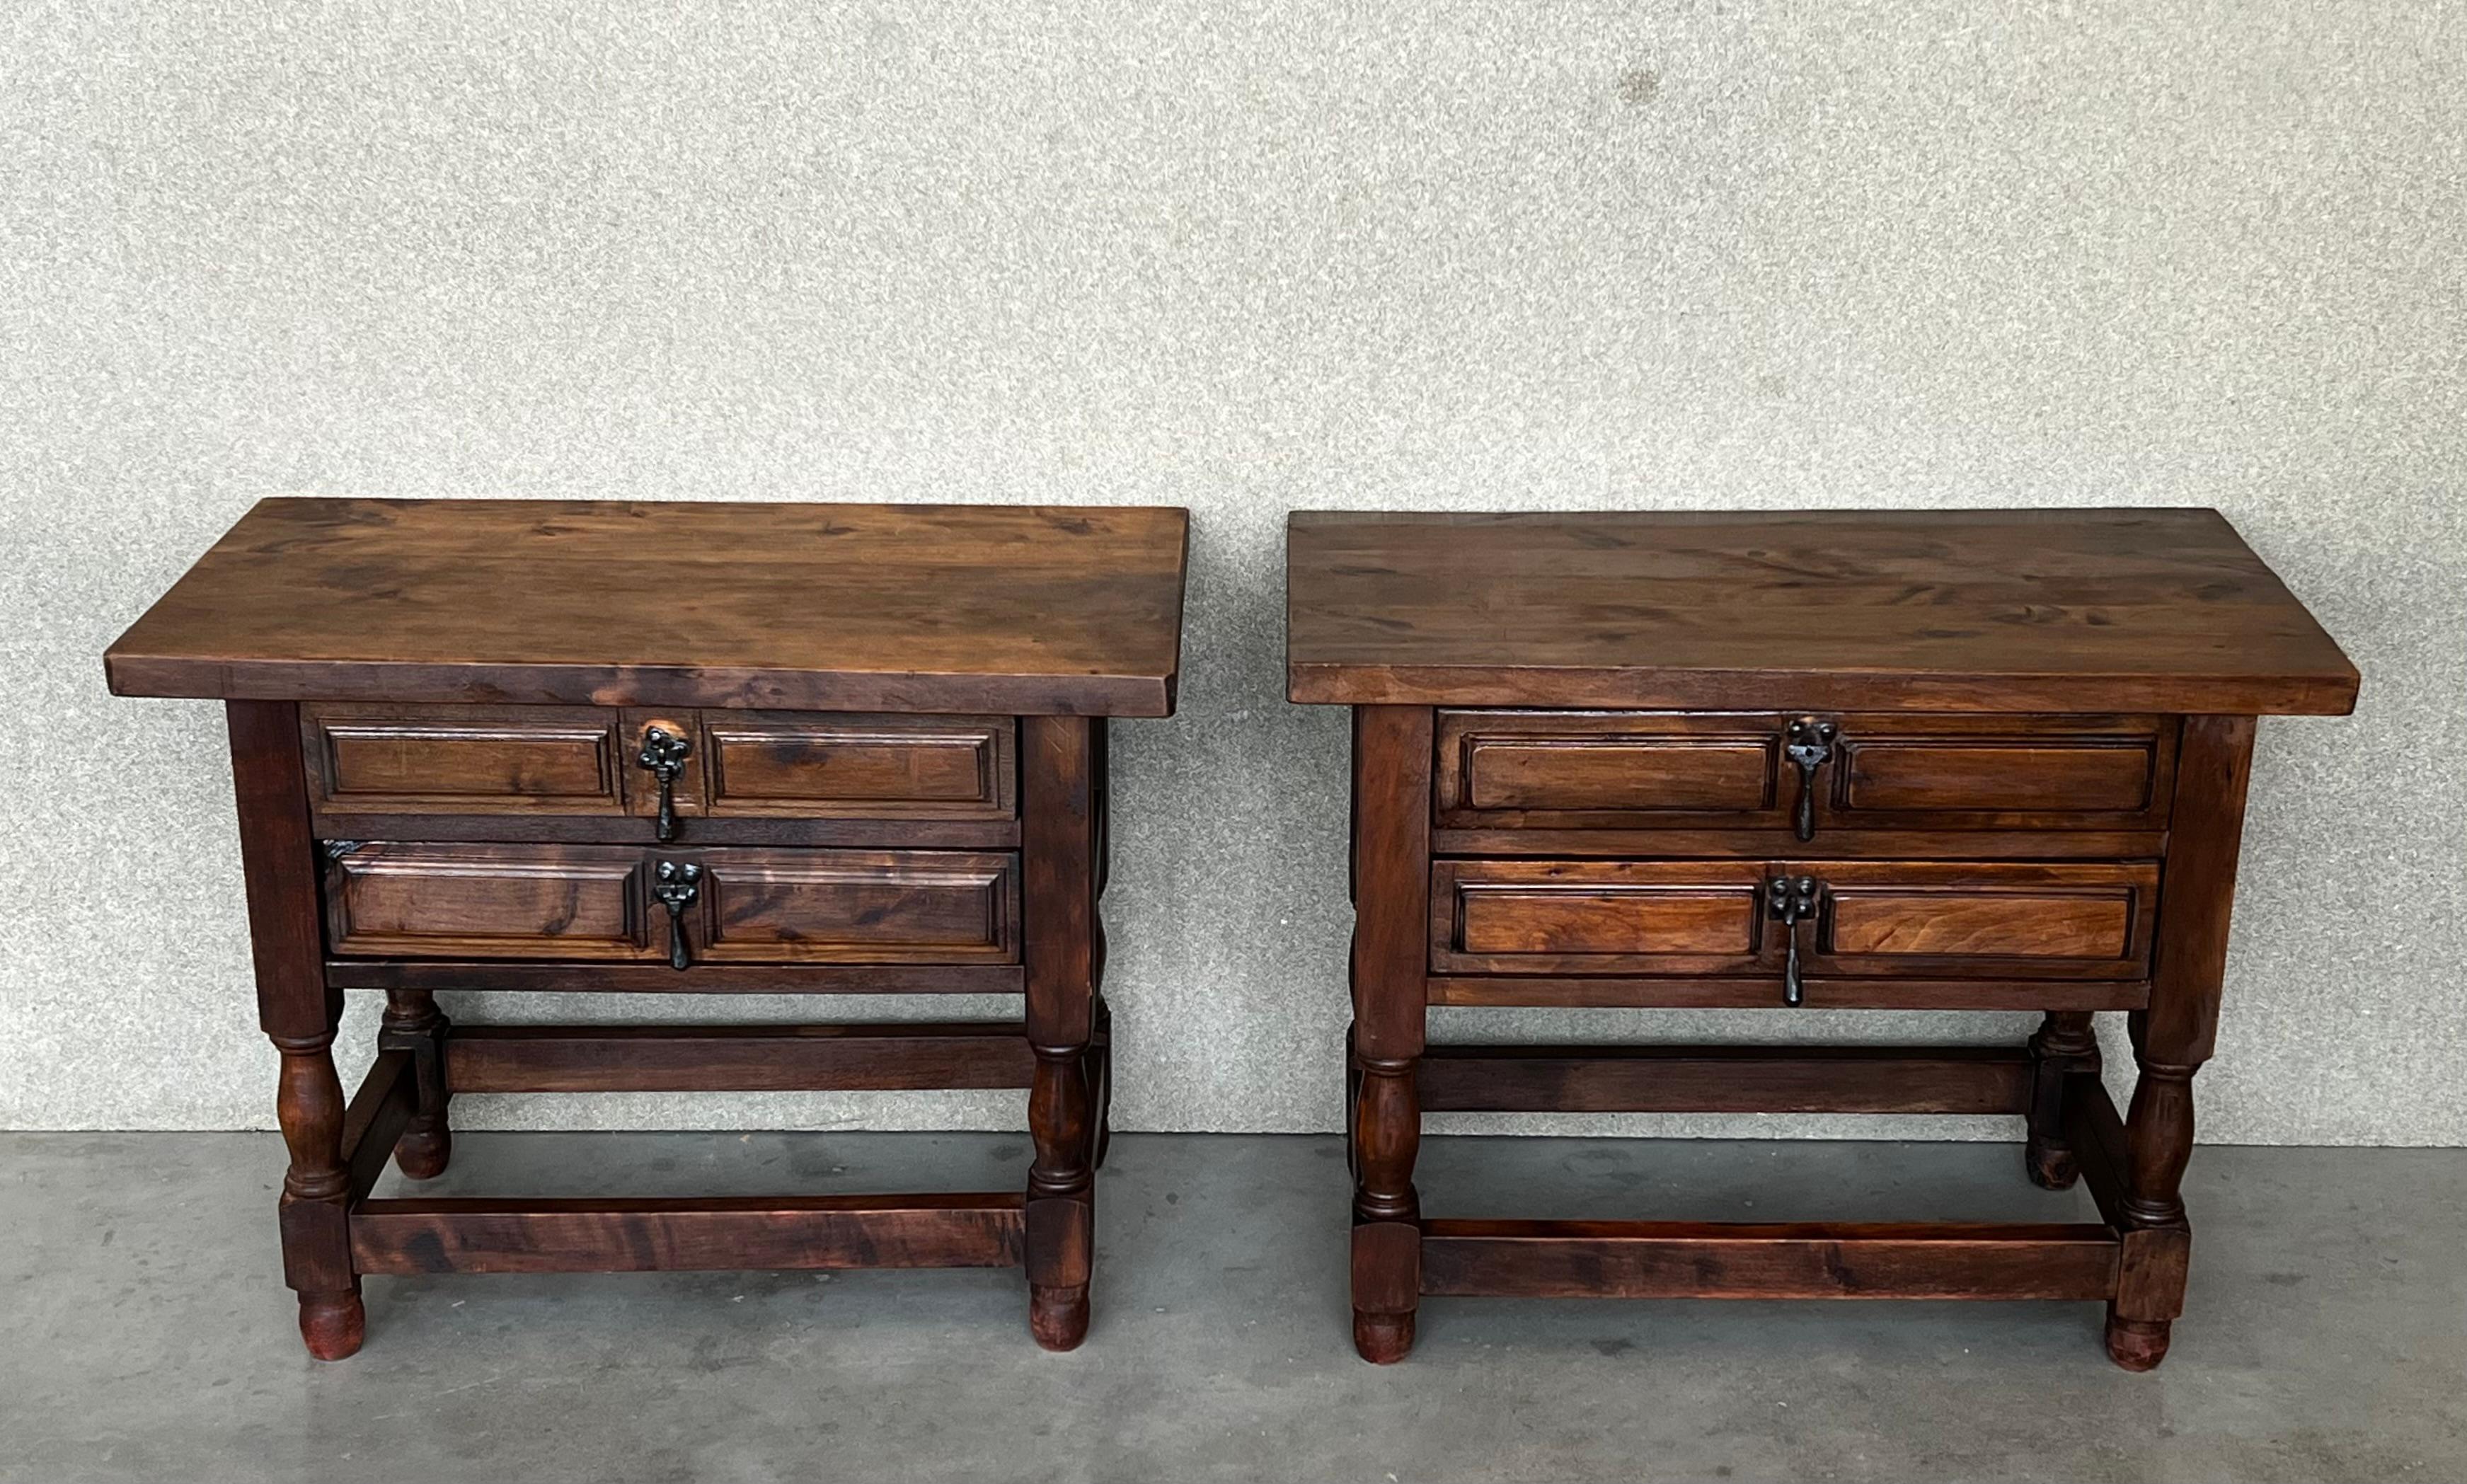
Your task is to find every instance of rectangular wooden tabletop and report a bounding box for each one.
[1287,509,2357,715]
[108,498,1190,715]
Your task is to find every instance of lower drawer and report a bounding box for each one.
[1430,858,2158,980]
[326,843,1020,965]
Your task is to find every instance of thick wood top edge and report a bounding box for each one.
[256,493,1193,525]
[1287,505,2238,529]
[1284,660,2358,715]
[1285,506,2358,715]
[105,497,1190,715]
[105,653,1180,716]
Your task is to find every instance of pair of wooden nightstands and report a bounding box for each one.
[110,500,2354,1371]
[109,498,1186,1357]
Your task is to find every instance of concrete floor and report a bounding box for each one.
[1,1132,2461,1483]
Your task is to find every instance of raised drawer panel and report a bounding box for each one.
[304,704,630,816]
[702,713,1015,819]
[1431,858,2158,981]
[1436,712,1785,827]
[1802,861,2158,979]
[1432,861,1770,976]
[1434,710,2175,835]
[326,844,654,960]
[1824,715,2174,829]
[326,843,1023,965]
[690,849,1019,964]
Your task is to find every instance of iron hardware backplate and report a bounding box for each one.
[636,726,692,844]
[652,859,703,971]
[1783,718,1839,841]
[1765,874,1822,1006]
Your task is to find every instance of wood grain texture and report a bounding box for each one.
[1416,1045,2033,1115]
[693,848,1020,965]
[350,1194,1027,1274]
[226,701,364,1357]
[323,843,1021,965]
[311,811,1019,850]
[1434,711,2173,833]
[1348,706,1434,1360]
[702,712,1016,819]
[303,703,628,816]
[1287,510,2358,714]
[107,498,1190,715]
[1417,1220,2121,1301]
[441,1023,1037,1093]
[1432,827,2169,861]
[1434,711,1780,824]
[1430,858,2158,980]
[1020,714,1100,1350]
[325,843,653,961]
[1425,974,2150,1010]
[1432,860,1765,975]
[324,960,1025,995]
[338,1050,418,1203]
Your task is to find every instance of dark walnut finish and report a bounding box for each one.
[1291,508,2354,1370]
[110,497,1186,1358]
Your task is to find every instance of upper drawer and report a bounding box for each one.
[1434,711,2175,832]
[303,704,1016,831]
[701,712,1015,820]
[1434,712,1783,824]
[303,703,698,822]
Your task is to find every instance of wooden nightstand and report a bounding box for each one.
[1287,509,2357,1369]
[108,497,1188,1358]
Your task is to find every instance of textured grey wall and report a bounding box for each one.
[4,3,2460,1142]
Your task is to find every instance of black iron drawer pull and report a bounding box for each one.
[1784,718,1839,841]
[653,860,703,971]
[636,726,692,843]
[1765,874,1822,1006]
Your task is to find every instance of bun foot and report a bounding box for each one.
[395,1127,452,1180]
[2025,1135,2078,1191]
[298,1289,365,1361]
[2105,1313,2171,1371]
[1353,1308,1415,1364]
[1030,1284,1089,1352]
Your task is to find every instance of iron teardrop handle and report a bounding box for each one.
[653,860,702,972]
[1783,718,1839,842]
[637,726,692,844]
[1765,875,1822,1007]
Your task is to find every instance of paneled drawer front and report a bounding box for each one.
[326,844,655,960]
[1799,861,2158,979]
[326,844,1021,965]
[689,849,1019,964]
[1434,710,2175,834]
[1436,712,1786,827]
[702,713,1016,819]
[1824,715,2174,830]
[306,704,1011,831]
[1431,861,1771,976]
[304,704,632,816]
[1430,858,2158,980]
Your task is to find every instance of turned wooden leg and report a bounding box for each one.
[2108,1028,2201,1371]
[273,1028,364,1359]
[1027,1044,1094,1350]
[1023,715,1099,1352]
[229,702,365,1360]
[1347,706,1432,1364]
[1352,1055,1421,1364]
[381,989,452,1180]
[2105,714,2254,1371]
[2024,1011,2099,1190]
